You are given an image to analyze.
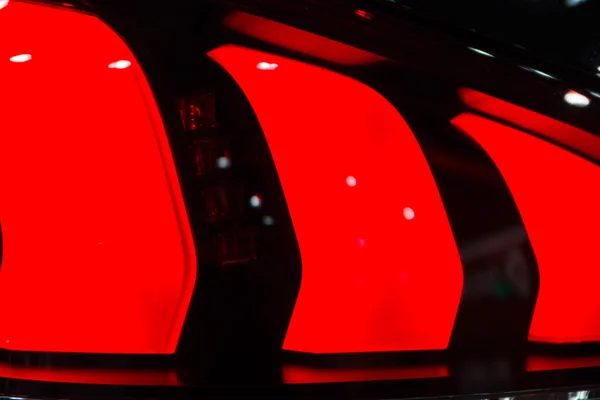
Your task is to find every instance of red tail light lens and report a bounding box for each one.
[209,44,464,354]
[0,1,196,353]
[452,112,600,344]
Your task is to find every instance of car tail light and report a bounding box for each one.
[6,1,600,397]
[452,111,600,344]
[0,0,196,353]
[208,44,464,354]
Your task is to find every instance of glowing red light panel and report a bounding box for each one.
[224,11,385,65]
[283,364,449,384]
[452,113,600,344]
[459,88,600,162]
[527,356,600,372]
[0,1,196,353]
[209,44,463,353]
[0,363,180,386]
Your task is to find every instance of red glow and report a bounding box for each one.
[209,44,463,353]
[459,88,600,162]
[354,9,373,20]
[452,113,600,344]
[0,363,180,386]
[527,356,600,372]
[283,364,449,384]
[0,1,196,353]
[224,11,385,65]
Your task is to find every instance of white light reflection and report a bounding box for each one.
[262,215,275,226]
[520,66,556,80]
[468,47,494,58]
[256,62,278,71]
[216,156,231,169]
[108,60,131,69]
[566,0,588,7]
[569,391,590,400]
[249,195,262,208]
[564,90,590,107]
[403,207,415,220]
[346,176,357,187]
[0,0,8,10]
[9,54,31,63]
[589,91,600,99]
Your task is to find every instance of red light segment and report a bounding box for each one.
[0,1,196,353]
[452,112,600,344]
[224,11,386,66]
[458,88,600,162]
[209,44,463,354]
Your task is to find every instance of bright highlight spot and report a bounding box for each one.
[403,207,415,220]
[589,91,600,99]
[108,60,131,69]
[566,0,588,6]
[520,66,555,80]
[346,176,357,187]
[468,47,494,58]
[564,90,590,107]
[249,195,262,208]
[569,392,590,400]
[9,54,31,63]
[358,237,366,248]
[0,0,8,10]
[256,62,278,71]
[216,156,231,169]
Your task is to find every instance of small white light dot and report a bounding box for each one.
[9,54,31,63]
[564,90,590,107]
[216,156,231,169]
[346,176,357,187]
[249,195,262,208]
[403,207,415,220]
[262,215,275,226]
[468,47,494,58]
[256,62,278,71]
[0,0,9,10]
[108,60,131,69]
